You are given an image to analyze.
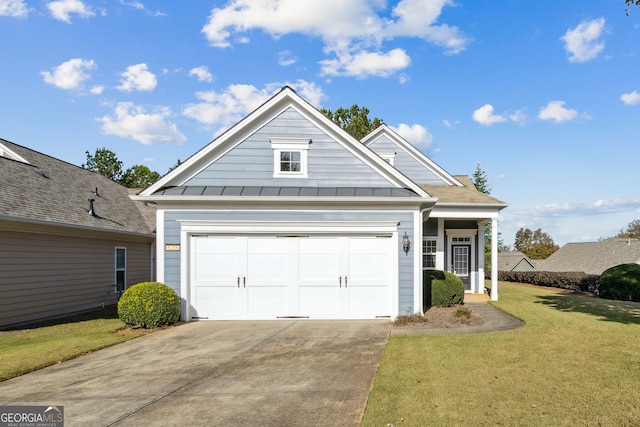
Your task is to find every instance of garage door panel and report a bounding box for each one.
[190,234,394,319]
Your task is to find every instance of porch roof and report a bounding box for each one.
[421,176,506,206]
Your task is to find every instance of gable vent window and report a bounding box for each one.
[270,138,310,178]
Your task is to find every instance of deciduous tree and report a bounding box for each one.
[120,165,161,189]
[320,104,383,140]
[616,219,640,239]
[82,147,124,182]
[514,227,559,259]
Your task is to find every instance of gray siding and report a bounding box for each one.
[162,209,415,315]
[0,229,152,328]
[185,108,393,188]
[367,135,448,185]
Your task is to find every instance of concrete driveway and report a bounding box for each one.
[0,320,390,426]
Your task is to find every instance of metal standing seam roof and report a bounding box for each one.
[152,186,421,198]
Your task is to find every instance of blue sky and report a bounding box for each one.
[2,0,639,246]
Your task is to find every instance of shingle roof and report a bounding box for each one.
[498,251,536,271]
[0,138,154,236]
[421,176,507,205]
[536,238,640,275]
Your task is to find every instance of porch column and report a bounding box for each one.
[490,217,499,301]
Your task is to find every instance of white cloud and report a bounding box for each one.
[508,108,527,125]
[183,80,326,128]
[391,123,433,151]
[620,90,640,106]
[47,0,95,23]
[98,102,186,145]
[561,17,606,63]
[319,48,411,78]
[189,66,214,83]
[201,0,468,78]
[89,85,104,95]
[537,100,581,123]
[0,0,29,17]
[472,104,507,126]
[40,58,96,90]
[117,63,157,92]
[278,50,297,66]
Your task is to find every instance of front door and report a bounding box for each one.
[451,245,471,290]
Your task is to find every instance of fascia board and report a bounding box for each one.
[141,87,430,198]
[179,220,400,235]
[363,125,463,187]
[429,206,504,219]
[0,141,31,164]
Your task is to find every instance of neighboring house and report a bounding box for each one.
[534,238,640,275]
[134,87,507,321]
[498,251,536,272]
[0,139,155,328]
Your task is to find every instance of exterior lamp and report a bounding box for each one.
[402,232,411,255]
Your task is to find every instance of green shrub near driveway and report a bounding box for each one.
[599,263,640,302]
[431,271,464,307]
[118,282,181,328]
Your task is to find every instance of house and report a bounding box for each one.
[498,251,536,272]
[0,139,155,328]
[534,238,640,275]
[133,86,507,321]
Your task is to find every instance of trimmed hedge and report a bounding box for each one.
[431,271,465,307]
[599,264,640,302]
[423,270,446,309]
[494,270,600,294]
[118,282,181,328]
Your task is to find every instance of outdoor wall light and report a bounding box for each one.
[402,232,411,255]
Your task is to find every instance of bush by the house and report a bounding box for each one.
[423,270,446,309]
[431,271,464,307]
[599,264,640,302]
[495,270,600,294]
[118,282,181,328]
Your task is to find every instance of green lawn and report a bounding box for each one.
[362,281,640,426]
[0,312,145,382]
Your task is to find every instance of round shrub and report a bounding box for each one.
[118,282,181,328]
[599,263,640,302]
[431,272,465,307]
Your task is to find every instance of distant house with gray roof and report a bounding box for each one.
[534,238,640,275]
[0,138,155,328]
[498,251,536,272]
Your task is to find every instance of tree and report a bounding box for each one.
[168,159,183,172]
[627,0,640,15]
[82,147,124,182]
[120,165,161,189]
[616,219,640,239]
[82,147,161,189]
[320,104,383,140]
[472,163,491,194]
[514,228,559,259]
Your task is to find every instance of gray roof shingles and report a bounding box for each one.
[1,139,154,236]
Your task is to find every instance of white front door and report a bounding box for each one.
[451,245,471,290]
[190,235,393,319]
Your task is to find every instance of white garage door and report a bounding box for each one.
[190,235,393,320]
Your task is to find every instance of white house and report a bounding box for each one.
[133,86,506,321]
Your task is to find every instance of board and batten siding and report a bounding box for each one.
[0,229,152,328]
[184,107,394,188]
[367,135,448,186]
[161,209,416,315]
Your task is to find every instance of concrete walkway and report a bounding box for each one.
[0,320,390,427]
[391,296,525,335]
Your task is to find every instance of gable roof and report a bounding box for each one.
[362,125,463,186]
[535,238,640,275]
[0,138,154,237]
[498,251,536,271]
[139,86,432,200]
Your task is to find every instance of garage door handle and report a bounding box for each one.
[345,276,348,287]
[237,277,240,288]
[243,277,246,288]
[339,276,342,287]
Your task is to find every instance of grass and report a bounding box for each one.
[362,281,640,426]
[0,309,146,382]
